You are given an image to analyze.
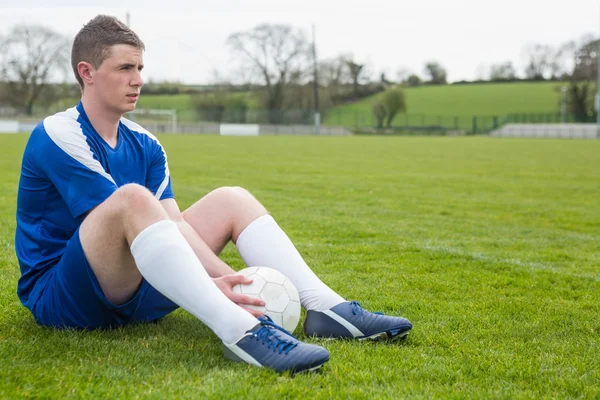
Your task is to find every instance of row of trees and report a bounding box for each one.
[467,38,599,83]
[217,25,599,124]
[400,38,599,84]
[198,25,448,123]
[0,21,598,123]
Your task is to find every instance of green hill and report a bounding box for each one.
[325,82,565,132]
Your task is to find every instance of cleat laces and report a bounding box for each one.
[251,316,298,355]
[350,301,383,317]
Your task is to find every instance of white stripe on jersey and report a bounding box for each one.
[120,117,170,200]
[43,107,117,185]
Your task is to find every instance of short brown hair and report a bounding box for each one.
[71,15,145,88]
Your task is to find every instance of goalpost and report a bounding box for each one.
[126,108,178,133]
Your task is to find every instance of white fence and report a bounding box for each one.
[10,119,600,139]
[220,124,260,136]
[121,121,352,136]
[0,120,37,133]
[491,124,600,139]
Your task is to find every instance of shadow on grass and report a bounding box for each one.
[1,311,239,373]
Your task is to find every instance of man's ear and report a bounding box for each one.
[77,61,95,86]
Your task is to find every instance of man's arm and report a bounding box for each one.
[160,198,236,278]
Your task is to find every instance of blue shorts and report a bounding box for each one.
[30,228,179,329]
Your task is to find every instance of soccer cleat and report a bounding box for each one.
[223,315,330,374]
[304,301,412,341]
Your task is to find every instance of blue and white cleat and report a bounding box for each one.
[223,315,330,374]
[304,301,412,341]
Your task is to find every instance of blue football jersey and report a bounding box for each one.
[15,102,174,308]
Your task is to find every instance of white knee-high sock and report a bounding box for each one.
[130,220,258,345]
[235,215,345,311]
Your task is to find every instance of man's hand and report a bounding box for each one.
[212,274,266,317]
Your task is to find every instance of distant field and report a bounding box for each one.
[133,82,563,132]
[324,82,564,131]
[138,94,194,110]
[1,134,599,398]
[137,94,197,121]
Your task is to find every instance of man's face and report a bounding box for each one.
[91,44,144,116]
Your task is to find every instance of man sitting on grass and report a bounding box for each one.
[15,14,412,374]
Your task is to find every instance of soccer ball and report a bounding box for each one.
[232,266,301,333]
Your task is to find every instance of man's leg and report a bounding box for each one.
[78,183,259,343]
[35,183,329,373]
[181,186,268,255]
[182,186,412,341]
[182,186,345,311]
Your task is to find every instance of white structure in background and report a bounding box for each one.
[491,124,598,139]
[0,116,352,136]
[0,120,19,133]
[219,124,260,136]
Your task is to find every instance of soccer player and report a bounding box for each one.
[15,15,412,374]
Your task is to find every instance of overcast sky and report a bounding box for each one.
[1,0,598,85]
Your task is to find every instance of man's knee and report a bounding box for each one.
[111,184,159,214]
[214,186,268,219]
[212,186,254,202]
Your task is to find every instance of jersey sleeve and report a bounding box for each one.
[146,136,174,201]
[34,123,117,220]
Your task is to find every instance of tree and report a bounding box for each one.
[381,88,406,127]
[0,24,70,115]
[319,54,349,88]
[522,43,553,80]
[372,102,387,129]
[489,62,516,81]
[319,54,349,104]
[549,45,568,80]
[371,88,407,129]
[548,35,598,121]
[572,37,597,80]
[346,59,365,96]
[424,61,447,84]
[565,36,598,121]
[227,24,311,123]
[406,74,421,87]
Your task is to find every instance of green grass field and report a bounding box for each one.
[1,134,599,398]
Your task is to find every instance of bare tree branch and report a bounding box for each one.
[521,43,554,80]
[0,24,70,115]
[227,23,310,121]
